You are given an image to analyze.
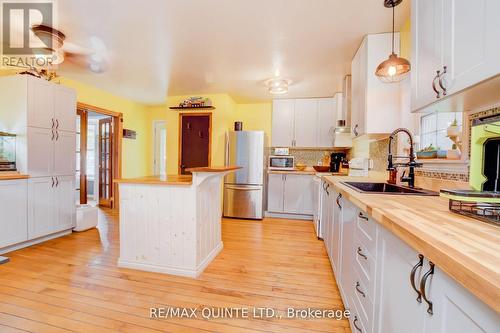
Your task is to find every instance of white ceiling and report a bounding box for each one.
[51,0,410,104]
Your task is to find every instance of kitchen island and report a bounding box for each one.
[114,166,240,278]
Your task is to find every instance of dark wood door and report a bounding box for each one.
[179,114,211,175]
[99,117,113,207]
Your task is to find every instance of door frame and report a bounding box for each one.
[178,112,212,175]
[77,102,123,209]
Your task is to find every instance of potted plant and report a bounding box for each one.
[417,144,438,159]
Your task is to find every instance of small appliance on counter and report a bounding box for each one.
[330,152,346,173]
[441,115,500,225]
[0,132,16,172]
[348,157,372,177]
[269,154,295,170]
[273,147,289,156]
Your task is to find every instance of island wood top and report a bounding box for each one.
[185,166,241,173]
[324,175,500,314]
[0,173,29,180]
[114,175,193,185]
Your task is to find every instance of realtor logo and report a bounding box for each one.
[1,1,55,68]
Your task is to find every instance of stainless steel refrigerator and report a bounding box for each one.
[223,131,264,219]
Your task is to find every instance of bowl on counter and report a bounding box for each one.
[295,163,307,171]
[313,165,330,172]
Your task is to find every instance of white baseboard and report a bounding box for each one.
[0,229,73,255]
[265,211,313,220]
[118,242,224,278]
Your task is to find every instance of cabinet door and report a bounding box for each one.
[28,177,56,239]
[54,86,77,133]
[351,38,367,137]
[411,0,444,111]
[375,226,426,333]
[267,174,284,213]
[27,127,54,177]
[27,77,55,129]
[0,180,28,248]
[331,190,342,276]
[321,183,331,252]
[441,0,500,97]
[271,100,295,147]
[317,98,337,147]
[294,99,318,147]
[283,174,314,215]
[54,130,76,176]
[54,176,76,232]
[426,265,500,333]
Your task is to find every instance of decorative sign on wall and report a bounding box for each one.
[123,129,137,139]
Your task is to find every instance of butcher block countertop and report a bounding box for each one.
[324,175,500,314]
[0,172,29,180]
[114,175,193,185]
[185,166,241,173]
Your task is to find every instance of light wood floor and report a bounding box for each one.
[0,208,351,333]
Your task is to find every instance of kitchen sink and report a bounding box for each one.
[341,182,439,196]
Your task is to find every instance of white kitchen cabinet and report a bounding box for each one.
[283,174,314,215]
[411,0,500,112]
[0,180,28,248]
[28,176,75,239]
[351,33,401,137]
[294,99,318,147]
[54,130,76,176]
[54,86,77,132]
[267,173,314,216]
[271,99,295,147]
[271,97,339,147]
[27,77,55,129]
[267,174,284,213]
[330,189,342,276]
[321,180,333,256]
[27,127,55,177]
[28,177,56,239]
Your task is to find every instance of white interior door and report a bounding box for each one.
[27,127,54,177]
[54,86,77,132]
[294,99,318,147]
[54,130,76,176]
[153,121,167,176]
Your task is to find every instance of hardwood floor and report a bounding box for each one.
[0,208,351,333]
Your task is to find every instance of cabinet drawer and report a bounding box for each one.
[349,296,368,333]
[352,267,373,331]
[355,210,377,255]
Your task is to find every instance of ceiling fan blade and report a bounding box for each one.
[62,41,92,55]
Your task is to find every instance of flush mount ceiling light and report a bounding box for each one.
[375,0,411,83]
[266,78,291,95]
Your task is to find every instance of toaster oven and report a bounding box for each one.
[269,155,294,170]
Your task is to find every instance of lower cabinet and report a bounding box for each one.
[28,176,75,239]
[321,188,500,333]
[0,180,28,248]
[267,173,314,216]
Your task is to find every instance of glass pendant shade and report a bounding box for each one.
[375,52,411,83]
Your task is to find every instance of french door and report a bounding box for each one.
[98,118,113,207]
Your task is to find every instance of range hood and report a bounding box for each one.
[333,75,353,147]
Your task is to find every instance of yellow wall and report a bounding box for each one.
[58,78,152,178]
[400,19,411,60]
[146,95,272,175]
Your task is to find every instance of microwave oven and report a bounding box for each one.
[269,155,294,170]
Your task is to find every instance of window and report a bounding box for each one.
[420,112,462,151]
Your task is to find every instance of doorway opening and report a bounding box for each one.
[76,103,123,209]
[153,120,167,176]
[178,113,211,175]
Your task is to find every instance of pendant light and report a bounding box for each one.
[375,0,411,83]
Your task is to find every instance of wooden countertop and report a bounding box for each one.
[0,172,29,180]
[268,168,348,176]
[114,175,193,185]
[185,166,241,173]
[324,175,500,314]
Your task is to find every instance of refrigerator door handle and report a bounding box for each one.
[225,132,230,166]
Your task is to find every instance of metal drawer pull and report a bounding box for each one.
[358,212,368,221]
[355,282,366,298]
[357,247,367,260]
[432,70,441,98]
[51,177,55,188]
[410,254,424,303]
[420,261,435,315]
[438,66,447,96]
[336,193,342,209]
[353,316,362,332]
[55,177,59,187]
[55,119,59,129]
[51,130,55,141]
[51,118,55,129]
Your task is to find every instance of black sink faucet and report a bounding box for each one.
[387,128,422,188]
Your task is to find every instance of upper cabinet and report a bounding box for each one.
[411,0,500,112]
[351,33,401,137]
[271,95,340,147]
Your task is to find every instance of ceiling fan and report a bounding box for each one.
[30,24,109,73]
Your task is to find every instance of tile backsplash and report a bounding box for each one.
[266,148,349,166]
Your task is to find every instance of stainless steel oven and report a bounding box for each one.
[268,155,294,170]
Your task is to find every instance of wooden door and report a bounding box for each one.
[271,99,295,146]
[179,114,211,175]
[294,99,318,147]
[98,118,113,207]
